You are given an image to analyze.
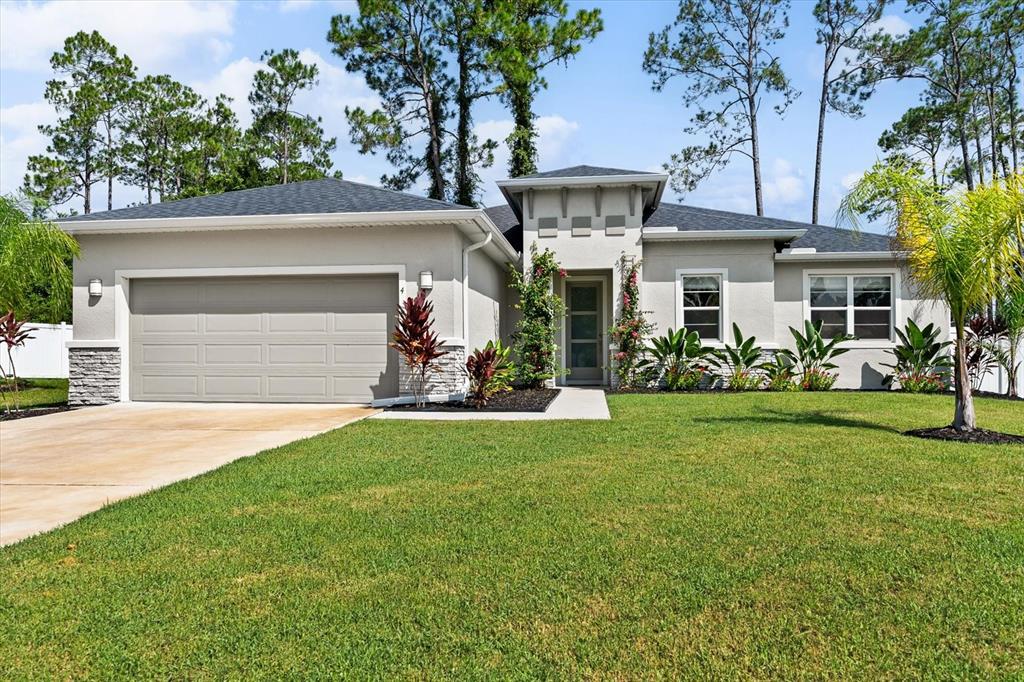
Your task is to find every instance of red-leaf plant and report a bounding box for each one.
[389,290,448,408]
[465,340,512,408]
[0,310,36,413]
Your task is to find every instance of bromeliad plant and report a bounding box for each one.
[609,256,654,388]
[390,290,447,408]
[759,353,799,392]
[465,340,512,408]
[882,318,952,393]
[508,245,566,388]
[712,324,762,391]
[781,319,852,391]
[0,310,36,414]
[640,327,716,391]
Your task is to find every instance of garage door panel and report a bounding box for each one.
[267,376,328,398]
[140,344,200,365]
[130,275,397,403]
[204,375,262,398]
[205,313,263,333]
[205,344,262,365]
[268,344,329,365]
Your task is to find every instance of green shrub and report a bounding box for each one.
[801,368,838,392]
[883,319,952,391]
[896,371,947,393]
[759,353,798,392]
[782,320,851,391]
[640,327,715,390]
[712,324,762,391]
[508,245,566,388]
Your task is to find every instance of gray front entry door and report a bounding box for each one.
[567,281,603,384]
[129,274,398,403]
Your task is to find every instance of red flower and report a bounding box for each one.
[559,268,567,278]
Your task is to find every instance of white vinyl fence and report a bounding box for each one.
[0,322,72,379]
[976,342,1024,398]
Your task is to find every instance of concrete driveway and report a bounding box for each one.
[0,402,376,546]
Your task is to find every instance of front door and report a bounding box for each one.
[567,281,604,384]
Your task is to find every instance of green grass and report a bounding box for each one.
[1,377,67,409]
[1,393,1022,679]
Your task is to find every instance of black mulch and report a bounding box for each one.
[972,390,1023,402]
[904,426,1024,445]
[0,406,70,421]
[387,388,560,412]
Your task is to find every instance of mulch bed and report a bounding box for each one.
[904,426,1024,446]
[972,390,1023,402]
[0,405,70,421]
[388,388,560,412]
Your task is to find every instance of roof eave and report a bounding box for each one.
[642,228,806,241]
[495,173,668,190]
[775,250,902,261]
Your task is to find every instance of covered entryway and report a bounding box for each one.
[559,271,612,386]
[129,274,398,402]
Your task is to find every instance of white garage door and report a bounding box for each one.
[129,275,398,403]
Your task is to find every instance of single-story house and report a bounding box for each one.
[58,165,947,405]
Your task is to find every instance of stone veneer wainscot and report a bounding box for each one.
[68,346,121,406]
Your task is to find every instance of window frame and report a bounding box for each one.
[803,268,901,347]
[675,268,729,344]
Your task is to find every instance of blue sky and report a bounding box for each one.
[0,0,924,230]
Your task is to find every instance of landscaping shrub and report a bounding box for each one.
[465,340,512,408]
[640,327,715,390]
[782,320,851,391]
[883,319,952,392]
[759,353,799,391]
[0,310,37,413]
[508,245,566,388]
[609,256,654,388]
[965,314,1004,390]
[712,323,763,391]
[390,290,447,408]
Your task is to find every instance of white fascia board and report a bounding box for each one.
[496,173,668,190]
[643,228,806,241]
[57,209,485,235]
[775,250,902,261]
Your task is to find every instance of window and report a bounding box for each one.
[809,274,893,340]
[680,274,722,341]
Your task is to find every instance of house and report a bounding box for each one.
[58,165,947,406]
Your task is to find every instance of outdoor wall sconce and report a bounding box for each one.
[88,278,103,297]
[418,271,434,290]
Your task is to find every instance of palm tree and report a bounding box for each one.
[840,164,1024,431]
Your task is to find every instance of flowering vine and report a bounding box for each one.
[609,255,654,388]
[508,244,567,388]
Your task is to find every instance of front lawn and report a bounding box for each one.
[1,392,1022,678]
[1,377,67,410]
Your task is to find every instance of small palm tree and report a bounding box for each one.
[840,165,1024,430]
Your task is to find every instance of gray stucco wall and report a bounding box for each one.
[642,239,777,342]
[465,239,510,353]
[774,259,949,389]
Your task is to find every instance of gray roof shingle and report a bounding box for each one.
[518,165,658,179]
[484,204,522,252]
[645,202,891,253]
[60,177,468,222]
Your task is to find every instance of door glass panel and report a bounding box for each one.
[571,314,598,339]
[571,342,597,367]
[570,286,598,311]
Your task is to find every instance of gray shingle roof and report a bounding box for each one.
[519,165,658,179]
[484,204,522,252]
[645,202,891,253]
[60,177,469,222]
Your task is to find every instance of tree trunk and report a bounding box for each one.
[972,100,986,186]
[425,91,446,201]
[1008,340,1019,398]
[812,61,829,224]
[83,147,92,214]
[986,86,1000,180]
[454,25,474,207]
[930,153,939,187]
[749,95,764,217]
[952,323,976,430]
[956,114,975,191]
[1005,31,1020,172]
[282,126,289,185]
[507,86,538,178]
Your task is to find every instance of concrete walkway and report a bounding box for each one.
[373,387,610,421]
[1,402,375,546]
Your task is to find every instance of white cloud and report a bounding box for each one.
[841,171,863,189]
[0,101,56,195]
[762,158,806,205]
[0,1,237,73]
[192,48,377,130]
[873,14,911,37]
[474,114,580,204]
[278,0,355,11]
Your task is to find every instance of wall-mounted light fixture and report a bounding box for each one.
[418,271,434,290]
[88,278,103,297]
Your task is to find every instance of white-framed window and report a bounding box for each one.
[677,270,726,341]
[808,273,894,340]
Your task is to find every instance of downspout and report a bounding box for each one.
[461,230,492,392]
